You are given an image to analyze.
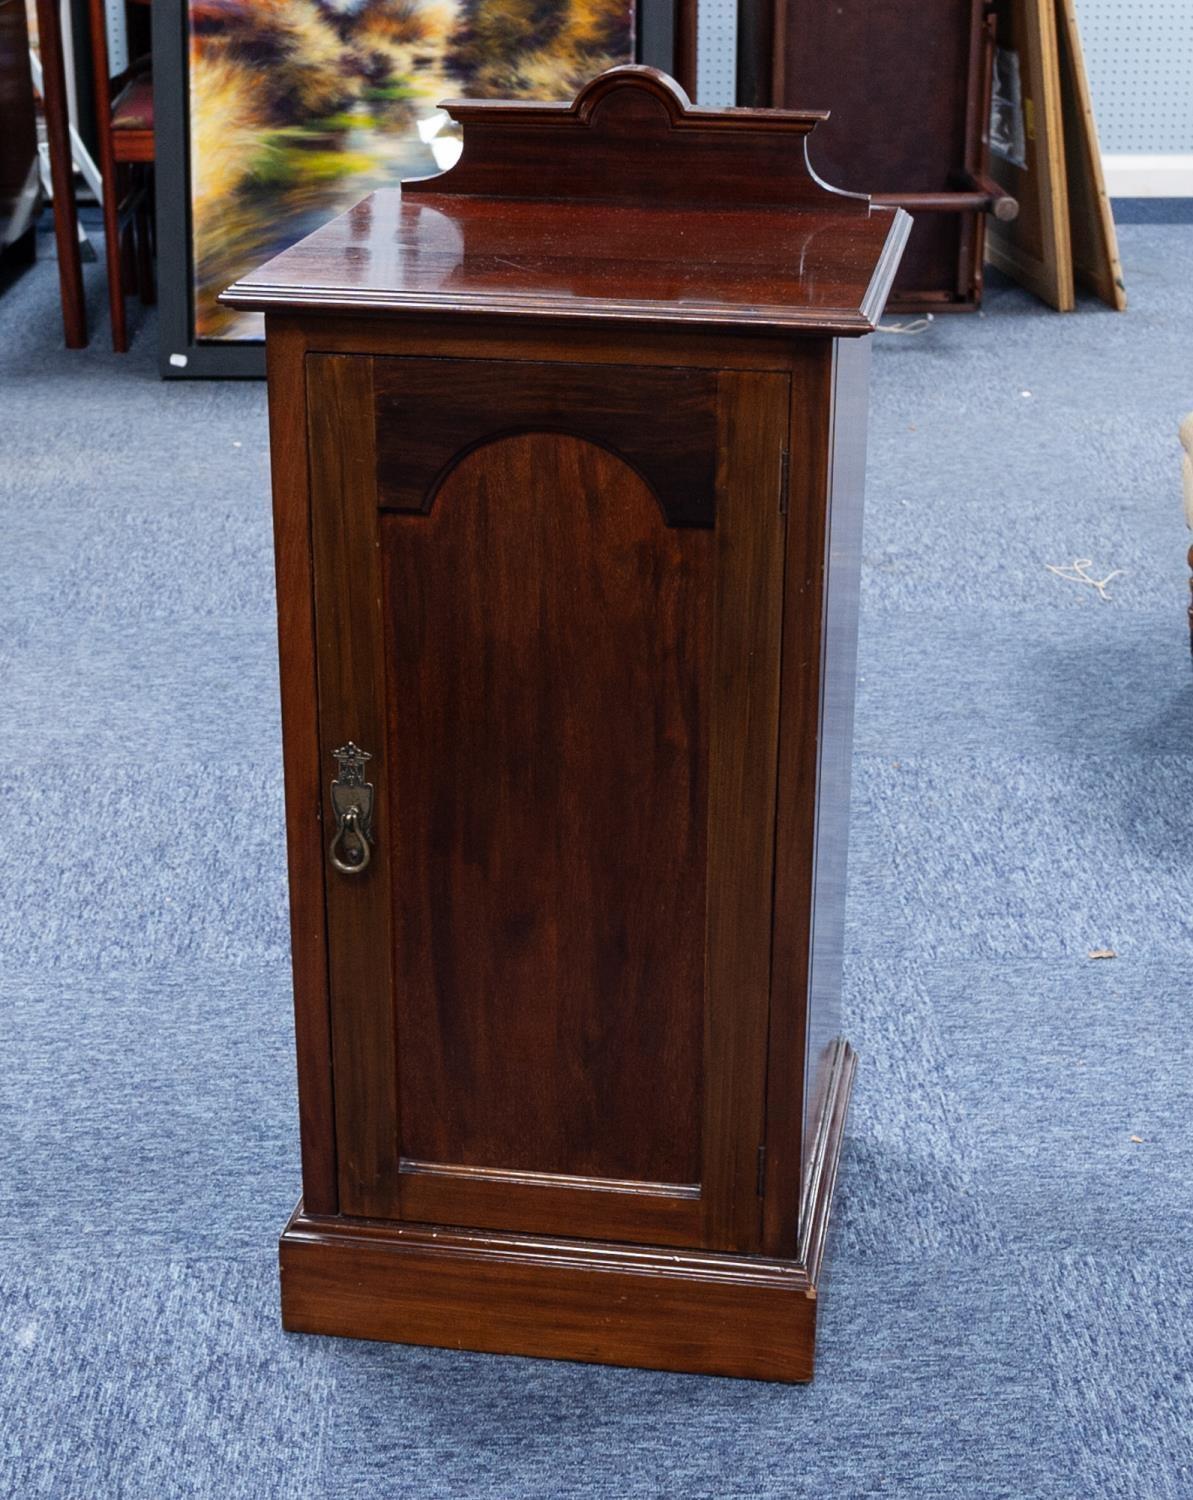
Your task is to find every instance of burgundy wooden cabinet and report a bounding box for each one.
[223,67,907,1382]
[744,0,1014,312]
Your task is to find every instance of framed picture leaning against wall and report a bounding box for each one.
[155,0,694,377]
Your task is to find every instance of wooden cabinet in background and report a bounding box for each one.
[746,0,1014,312]
[224,66,908,1382]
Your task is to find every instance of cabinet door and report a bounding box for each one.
[308,353,788,1253]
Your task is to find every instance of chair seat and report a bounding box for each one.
[112,74,153,132]
[111,73,154,163]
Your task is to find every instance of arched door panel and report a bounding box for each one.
[309,353,789,1252]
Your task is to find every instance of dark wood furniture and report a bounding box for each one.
[0,0,39,273]
[32,0,86,346]
[1182,415,1193,657]
[224,66,908,1382]
[747,0,1015,312]
[86,0,154,351]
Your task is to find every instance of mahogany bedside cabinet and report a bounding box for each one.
[222,66,909,1383]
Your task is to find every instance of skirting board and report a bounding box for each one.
[279,1039,857,1383]
[1102,154,1193,198]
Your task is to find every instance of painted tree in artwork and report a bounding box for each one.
[446,0,634,96]
[188,0,634,337]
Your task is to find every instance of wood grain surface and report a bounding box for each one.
[373,357,719,526]
[383,426,713,1191]
[265,320,338,1215]
[308,354,400,1218]
[768,0,995,310]
[276,1041,854,1381]
[987,0,1074,310]
[250,64,905,1377]
[1055,0,1125,310]
[221,71,910,337]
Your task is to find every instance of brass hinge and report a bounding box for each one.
[756,1144,767,1196]
[778,447,789,515]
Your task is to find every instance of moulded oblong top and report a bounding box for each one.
[222,65,911,336]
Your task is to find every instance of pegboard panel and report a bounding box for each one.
[103,0,129,76]
[697,0,737,107]
[1074,0,1193,153]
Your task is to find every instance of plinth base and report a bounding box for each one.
[279,1040,854,1383]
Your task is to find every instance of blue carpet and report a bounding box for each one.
[1113,199,1193,224]
[1,223,1191,1498]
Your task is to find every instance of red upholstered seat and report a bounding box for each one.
[111,73,153,132]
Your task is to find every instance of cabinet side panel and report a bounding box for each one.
[803,337,869,1190]
[761,343,834,1254]
[265,318,337,1215]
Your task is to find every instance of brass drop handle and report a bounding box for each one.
[330,804,371,875]
[329,742,375,877]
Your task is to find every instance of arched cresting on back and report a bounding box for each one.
[380,429,714,1184]
[372,357,719,528]
[401,64,866,214]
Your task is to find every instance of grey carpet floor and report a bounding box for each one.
[0,227,1191,1498]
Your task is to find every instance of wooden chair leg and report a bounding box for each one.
[104,168,128,353]
[1182,419,1193,660]
[119,183,136,276]
[135,175,155,306]
[86,0,128,352]
[1187,543,1193,661]
[33,0,86,347]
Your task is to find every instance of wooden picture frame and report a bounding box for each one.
[1055,0,1125,310]
[986,0,1074,311]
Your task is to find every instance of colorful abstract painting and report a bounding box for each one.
[188,1,635,340]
